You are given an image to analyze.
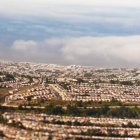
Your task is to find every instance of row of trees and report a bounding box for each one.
[45,105,140,118]
[110,80,134,86]
[110,79,140,86]
[0,103,139,119]
[19,98,122,109]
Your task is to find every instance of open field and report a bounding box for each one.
[0,88,12,103]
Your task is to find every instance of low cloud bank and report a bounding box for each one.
[0,36,140,67]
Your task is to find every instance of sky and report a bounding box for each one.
[0,0,140,67]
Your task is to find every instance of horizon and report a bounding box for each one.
[1,59,140,69]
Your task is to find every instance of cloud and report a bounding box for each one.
[1,6,140,45]
[8,39,64,63]
[60,36,140,66]
[1,0,140,42]
[1,1,140,41]
[50,0,140,7]
[0,36,139,67]
[12,40,37,52]
[1,0,140,22]
[1,0,140,11]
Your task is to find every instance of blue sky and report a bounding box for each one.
[1,0,140,67]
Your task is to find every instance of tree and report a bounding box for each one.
[67,105,81,116]
[46,105,64,115]
[27,96,32,102]
[110,80,119,84]
[84,73,92,78]
[76,78,84,84]
[5,73,15,81]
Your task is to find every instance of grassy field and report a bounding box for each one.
[0,87,12,103]
[0,83,39,104]
[17,84,39,94]
[6,84,40,105]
